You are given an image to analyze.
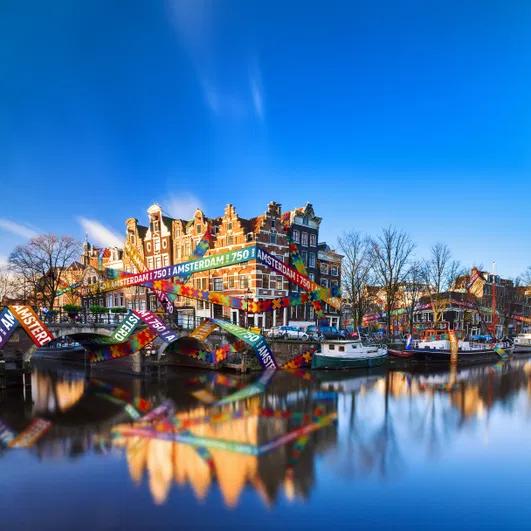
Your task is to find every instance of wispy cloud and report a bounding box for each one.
[162,193,203,220]
[78,217,123,248]
[0,218,38,239]
[166,0,265,121]
[249,61,264,121]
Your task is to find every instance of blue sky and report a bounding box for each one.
[1,0,530,277]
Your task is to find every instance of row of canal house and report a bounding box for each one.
[80,201,342,330]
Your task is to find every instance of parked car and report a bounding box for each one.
[267,326,309,341]
[318,326,347,339]
[305,325,324,341]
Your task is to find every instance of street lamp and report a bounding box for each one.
[245,286,252,329]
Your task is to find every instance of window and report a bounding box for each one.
[331,266,338,276]
[303,217,309,226]
[213,278,223,291]
[293,230,300,243]
[146,242,152,252]
[239,276,249,289]
[321,278,329,288]
[196,224,202,235]
[151,219,160,234]
[147,257,154,269]
[228,276,235,288]
[339,346,345,352]
[271,220,275,228]
[309,273,315,281]
[162,239,167,249]
[329,344,335,350]
[154,239,160,253]
[301,232,308,246]
[320,263,329,274]
[310,234,317,246]
[270,230,277,244]
[228,222,233,231]
[227,235,234,245]
[301,251,308,265]
[309,253,316,267]
[262,274,269,289]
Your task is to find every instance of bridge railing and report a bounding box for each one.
[39,308,207,331]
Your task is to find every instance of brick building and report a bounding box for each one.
[286,204,321,327]
[78,200,343,330]
[317,243,343,327]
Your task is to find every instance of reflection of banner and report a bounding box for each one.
[8,418,51,448]
[132,310,178,343]
[88,328,157,363]
[212,319,277,369]
[214,370,275,406]
[8,305,54,347]
[190,320,219,342]
[0,420,16,447]
[0,307,19,349]
[110,310,141,342]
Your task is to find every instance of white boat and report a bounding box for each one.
[311,340,388,369]
[513,332,531,354]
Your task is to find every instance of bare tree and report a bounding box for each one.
[8,234,81,310]
[519,266,531,286]
[0,266,23,304]
[338,231,374,327]
[404,261,426,334]
[370,227,415,335]
[421,243,465,324]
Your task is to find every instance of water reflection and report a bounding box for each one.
[2,358,531,513]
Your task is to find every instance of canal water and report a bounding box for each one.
[2,358,531,530]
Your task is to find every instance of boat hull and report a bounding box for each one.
[410,348,502,364]
[388,348,414,359]
[513,345,531,354]
[311,352,387,370]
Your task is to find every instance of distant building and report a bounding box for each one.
[286,203,321,327]
[317,243,342,327]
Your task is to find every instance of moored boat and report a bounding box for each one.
[513,332,531,354]
[311,339,388,370]
[408,330,511,364]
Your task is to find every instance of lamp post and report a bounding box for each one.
[245,286,252,329]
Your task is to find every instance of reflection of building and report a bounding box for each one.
[113,379,337,507]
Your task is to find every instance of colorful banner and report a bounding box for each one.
[110,310,142,342]
[8,305,54,347]
[124,241,175,314]
[132,309,178,343]
[88,328,157,363]
[153,278,332,314]
[282,349,315,369]
[85,245,258,295]
[280,212,325,318]
[211,319,277,369]
[0,307,19,349]
[190,319,219,342]
[0,420,16,448]
[255,247,340,309]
